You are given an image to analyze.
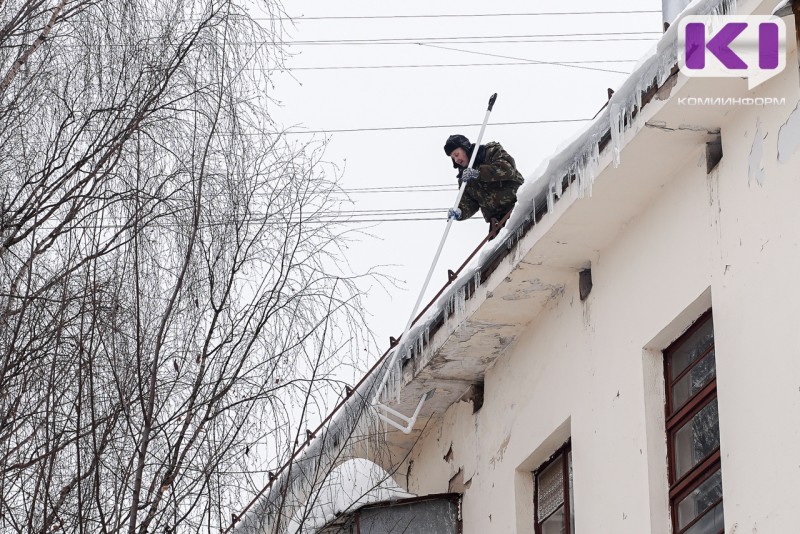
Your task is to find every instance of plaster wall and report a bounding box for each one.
[404,50,800,534]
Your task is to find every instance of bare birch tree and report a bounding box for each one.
[0,1,377,532]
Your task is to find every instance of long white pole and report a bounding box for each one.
[372,93,497,408]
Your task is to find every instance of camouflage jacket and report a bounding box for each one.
[457,142,525,222]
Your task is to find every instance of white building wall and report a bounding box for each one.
[708,71,800,531]
[405,54,800,534]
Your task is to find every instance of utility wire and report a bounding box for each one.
[260,10,662,21]
[28,215,478,231]
[340,184,452,192]
[131,9,664,23]
[37,118,591,139]
[340,190,455,195]
[283,31,660,45]
[285,59,638,71]
[418,42,634,74]
[189,186,457,198]
[285,118,592,134]
[286,36,660,46]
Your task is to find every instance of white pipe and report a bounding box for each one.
[372,94,498,433]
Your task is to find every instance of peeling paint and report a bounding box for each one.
[777,101,800,163]
[489,434,511,468]
[644,121,719,134]
[748,119,766,187]
[501,278,565,302]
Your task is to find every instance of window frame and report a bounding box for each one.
[663,310,724,534]
[532,441,573,534]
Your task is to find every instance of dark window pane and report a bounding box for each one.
[672,350,716,411]
[674,399,720,479]
[540,505,566,534]
[682,501,724,534]
[677,469,724,531]
[670,317,715,380]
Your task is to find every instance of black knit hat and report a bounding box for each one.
[444,134,472,156]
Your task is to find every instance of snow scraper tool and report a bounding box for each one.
[372,93,498,433]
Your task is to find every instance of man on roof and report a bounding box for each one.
[444,134,524,235]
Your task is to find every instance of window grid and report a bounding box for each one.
[533,441,573,534]
[663,310,724,534]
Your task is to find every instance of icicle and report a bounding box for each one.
[445,290,456,320]
[454,283,467,323]
[417,326,432,368]
[546,178,556,213]
[626,105,634,142]
[610,103,623,167]
[413,330,424,362]
[508,224,524,262]
[713,0,737,16]
[383,358,402,404]
[585,140,596,196]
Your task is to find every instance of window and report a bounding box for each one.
[664,311,724,534]
[533,442,574,534]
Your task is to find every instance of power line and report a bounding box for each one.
[339,190,454,195]
[341,209,453,215]
[201,185,457,195]
[338,189,456,195]
[35,118,589,141]
[340,184,452,192]
[285,59,638,72]
[285,31,660,43]
[262,10,662,21]
[285,118,592,134]
[28,214,479,231]
[284,32,660,46]
[418,42,632,74]
[289,38,657,47]
[81,117,590,139]
[43,35,658,51]
[107,118,593,137]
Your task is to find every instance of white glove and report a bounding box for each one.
[447,208,462,221]
[461,168,479,182]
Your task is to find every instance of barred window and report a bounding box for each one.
[533,442,574,534]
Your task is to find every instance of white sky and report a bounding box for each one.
[267,0,664,383]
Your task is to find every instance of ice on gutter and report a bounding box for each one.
[502,0,737,243]
[237,1,739,531]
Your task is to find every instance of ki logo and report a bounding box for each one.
[678,16,787,89]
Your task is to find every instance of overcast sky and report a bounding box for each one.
[266,1,664,381]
